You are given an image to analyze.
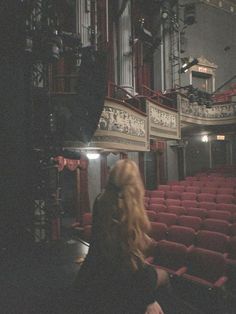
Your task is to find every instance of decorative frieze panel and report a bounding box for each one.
[147,100,180,140]
[90,99,149,151]
[180,95,236,125]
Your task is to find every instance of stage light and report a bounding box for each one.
[180,58,198,73]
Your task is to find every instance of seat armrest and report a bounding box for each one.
[214,276,228,288]
[175,266,187,276]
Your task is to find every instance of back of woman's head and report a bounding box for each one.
[100,159,150,269]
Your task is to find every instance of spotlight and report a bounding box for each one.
[179,58,198,73]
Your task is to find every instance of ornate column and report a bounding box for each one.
[118,0,134,94]
[76,0,92,46]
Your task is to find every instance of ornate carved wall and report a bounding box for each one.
[147,100,180,140]
[180,95,236,125]
[90,98,149,151]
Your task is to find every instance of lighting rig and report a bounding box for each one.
[181,85,213,108]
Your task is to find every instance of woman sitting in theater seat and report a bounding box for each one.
[73,159,169,314]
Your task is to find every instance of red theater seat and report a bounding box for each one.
[158,185,171,191]
[171,185,185,192]
[182,247,227,288]
[207,210,231,221]
[148,222,168,242]
[181,192,197,200]
[152,240,188,275]
[195,230,229,254]
[149,197,165,205]
[197,193,215,202]
[167,225,195,247]
[216,203,236,214]
[165,199,181,206]
[185,186,201,194]
[199,201,216,211]
[202,218,230,235]
[167,205,186,216]
[155,204,167,213]
[181,200,199,209]
[201,187,217,194]
[165,191,181,200]
[186,207,207,219]
[178,215,202,231]
[150,190,165,198]
[216,194,234,204]
[156,212,177,226]
[217,188,234,195]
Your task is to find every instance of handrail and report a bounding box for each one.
[141,85,177,110]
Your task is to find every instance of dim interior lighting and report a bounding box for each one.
[202,135,209,143]
[217,135,225,140]
[86,153,100,160]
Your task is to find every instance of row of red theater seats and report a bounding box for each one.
[145,210,236,236]
[146,199,236,211]
[146,240,230,290]
[167,180,236,188]
[147,186,236,195]
[146,205,236,223]
[148,223,236,259]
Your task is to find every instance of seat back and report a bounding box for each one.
[199,201,216,211]
[149,222,168,241]
[154,240,188,270]
[167,225,195,247]
[203,218,230,235]
[181,192,197,200]
[187,247,226,283]
[195,230,229,253]
[186,207,207,219]
[178,215,202,231]
[171,185,185,192]
[165,191,181,200]
[167,205,186,216]
[156,212,177,226]
[216,194,234,204]
[150,190,165,198]
[207,210,231,221]
[216,203,236,214]
[197,193,215,202]
[181,200,199,209]
[158,185,171,191]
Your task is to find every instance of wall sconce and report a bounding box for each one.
[86,153,100,160]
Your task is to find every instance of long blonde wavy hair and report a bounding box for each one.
[93,159,150,271]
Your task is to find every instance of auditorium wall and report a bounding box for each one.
[180,2,236,88]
